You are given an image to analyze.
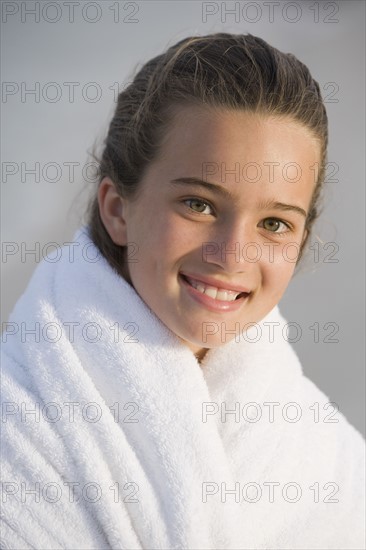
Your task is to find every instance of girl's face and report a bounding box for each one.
[100,106,320,357]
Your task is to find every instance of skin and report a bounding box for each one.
[98,106,320,362]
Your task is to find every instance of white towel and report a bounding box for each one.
[1,225,365,550]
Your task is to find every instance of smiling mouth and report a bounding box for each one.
[180,274,250,302]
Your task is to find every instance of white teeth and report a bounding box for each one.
[185,276,243,302]
[204,287,218,299]
[216,289,228,301]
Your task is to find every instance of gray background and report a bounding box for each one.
[1,0,365,435]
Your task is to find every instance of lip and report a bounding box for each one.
[179,273,251,312]
[180,271,251,294]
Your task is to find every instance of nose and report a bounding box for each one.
[201,220,260,273]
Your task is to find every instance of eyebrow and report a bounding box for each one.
[169,177,308,218]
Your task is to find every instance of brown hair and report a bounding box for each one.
[86,32,328,274]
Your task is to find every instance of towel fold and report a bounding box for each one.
[1,226,365,549]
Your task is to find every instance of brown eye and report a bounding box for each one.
[185,199,212,214]
[263,218,281,231]
[260,218,290,234]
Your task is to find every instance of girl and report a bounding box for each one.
[1,33,365,549]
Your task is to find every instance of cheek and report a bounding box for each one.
[130,213,171,253]
[155,217,203,258]
[264,237,303,266]
[131,216,191,275]
[261,246,298,290]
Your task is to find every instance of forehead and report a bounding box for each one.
[148,105,321,199]
[158,104,320,165]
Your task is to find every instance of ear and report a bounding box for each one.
[97,177,128,246]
